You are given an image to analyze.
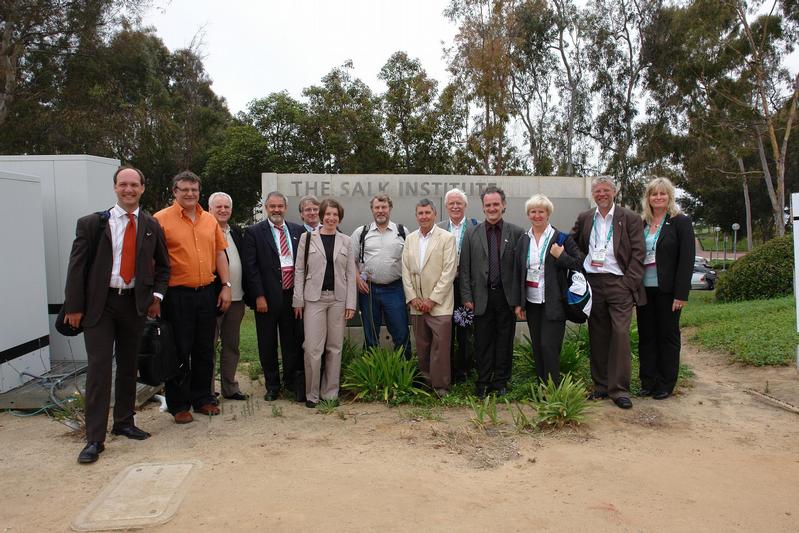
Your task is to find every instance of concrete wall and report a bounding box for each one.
[262,173,593,234]
[0,155,119,362]
[0,170,51,393]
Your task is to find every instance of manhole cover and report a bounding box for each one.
[72,461,200,531]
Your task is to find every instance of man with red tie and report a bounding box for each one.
[242,192,305,401]
[64,166,170,463]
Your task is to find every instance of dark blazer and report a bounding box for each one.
[242,219,304,311]
[511,227,585,321]
[571,205,646,305]
[648,213,695,301]
[64,209,170,328]
[459,219,525,315]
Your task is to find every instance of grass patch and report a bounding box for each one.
[317,399,339,414]
[681,291,797,366]
[529,375,590,428]
[341,346,429,404]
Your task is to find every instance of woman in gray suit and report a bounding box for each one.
[293,199,358,408]
[512,194,584,385]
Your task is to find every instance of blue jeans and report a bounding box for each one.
[358,280,412,358]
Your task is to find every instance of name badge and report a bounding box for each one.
[644,249,656,266]
[526,268,541,288]
[591,249,606,268]
[280,254,294,268]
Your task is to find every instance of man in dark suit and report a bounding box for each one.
[209,192,248,401]
[459,186,524,398]
[63,166,170,464]
[242,192,305,401]
[571,175,645,409]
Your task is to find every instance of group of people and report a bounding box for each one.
[64,167,694,464]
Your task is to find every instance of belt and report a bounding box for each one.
[170,284,213,292]
[109,287,135,296]
[370,279,402,288]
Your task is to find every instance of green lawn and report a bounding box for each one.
[682,291,799,366]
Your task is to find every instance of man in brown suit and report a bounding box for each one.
[571,176,645,409]
[63,166,170,463]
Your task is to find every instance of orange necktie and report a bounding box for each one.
[120,213,136,284]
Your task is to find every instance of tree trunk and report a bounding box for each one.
[737,156,754,251]
[755,128,785,237]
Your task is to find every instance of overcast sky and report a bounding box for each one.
[142,0,456,115]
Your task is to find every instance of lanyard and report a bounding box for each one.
[527,228,552,269]
[592,210,614,250]
[644,219,664,251]
[449,220,466,251]
[272,224,292,257]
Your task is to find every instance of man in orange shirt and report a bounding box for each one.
[154,171,231,424]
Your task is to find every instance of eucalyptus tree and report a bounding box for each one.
[445,0,518,175]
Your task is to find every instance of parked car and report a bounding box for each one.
[691,262,717,290]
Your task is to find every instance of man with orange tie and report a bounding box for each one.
[64,166,170,463]
[242,192,305,401]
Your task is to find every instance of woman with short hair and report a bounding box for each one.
[512,194,585,385]
[636,177,695,400]
[293,199,358,408]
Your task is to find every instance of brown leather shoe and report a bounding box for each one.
[195,403,220,416]
[174,411,194,424]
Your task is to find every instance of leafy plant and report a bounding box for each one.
[342,346,427,404]
[529,375,590,428]
[247,361,263,381]
[49,389,86,433]
[512,335,536,376]
[468,394,502,429]
[505,399,536,432]
[317,399,339,414]
[340,335,361,370]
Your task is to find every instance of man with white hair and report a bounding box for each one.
[571,176,645,409]
[437,188,478,384]
[208,192,247,401]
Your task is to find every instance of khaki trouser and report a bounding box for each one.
[303,291,345,402]
[213,300,245,397]
[411,313,452,391]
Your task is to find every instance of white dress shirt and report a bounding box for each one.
[108,204,138,289]
[583,205,623,276]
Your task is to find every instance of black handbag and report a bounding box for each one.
[137,318,180,386]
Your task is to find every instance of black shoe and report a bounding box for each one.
[111,425,151,440]
[224,392,248,401]
[78,442,105,464]
[475,386,488,399]
[264,390,279,401]
[636,388,653,397]
[587,391,609,401]
[305,401,318,409]
[494,387,508,397]
[613,397,633,409]
[652,391,671,400]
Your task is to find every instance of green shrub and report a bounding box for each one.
[529,375,590,428]
[715,235,793,302]
[341,346,427,404]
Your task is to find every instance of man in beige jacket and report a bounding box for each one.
[402,199,458,395]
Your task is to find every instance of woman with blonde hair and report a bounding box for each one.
[511,194,584,385]
[636,177,695,400]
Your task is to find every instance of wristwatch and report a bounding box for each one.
[222,281,232,288]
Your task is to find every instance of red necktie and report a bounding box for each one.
[277,225,294,289]
[120,213,136,284]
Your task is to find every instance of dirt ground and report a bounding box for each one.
[1,342,798,533]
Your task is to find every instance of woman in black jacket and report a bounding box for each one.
[636,177,695,400]
[512,194,585,385]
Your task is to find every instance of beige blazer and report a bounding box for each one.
[402,225,457,316]
[293,230,357,310]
